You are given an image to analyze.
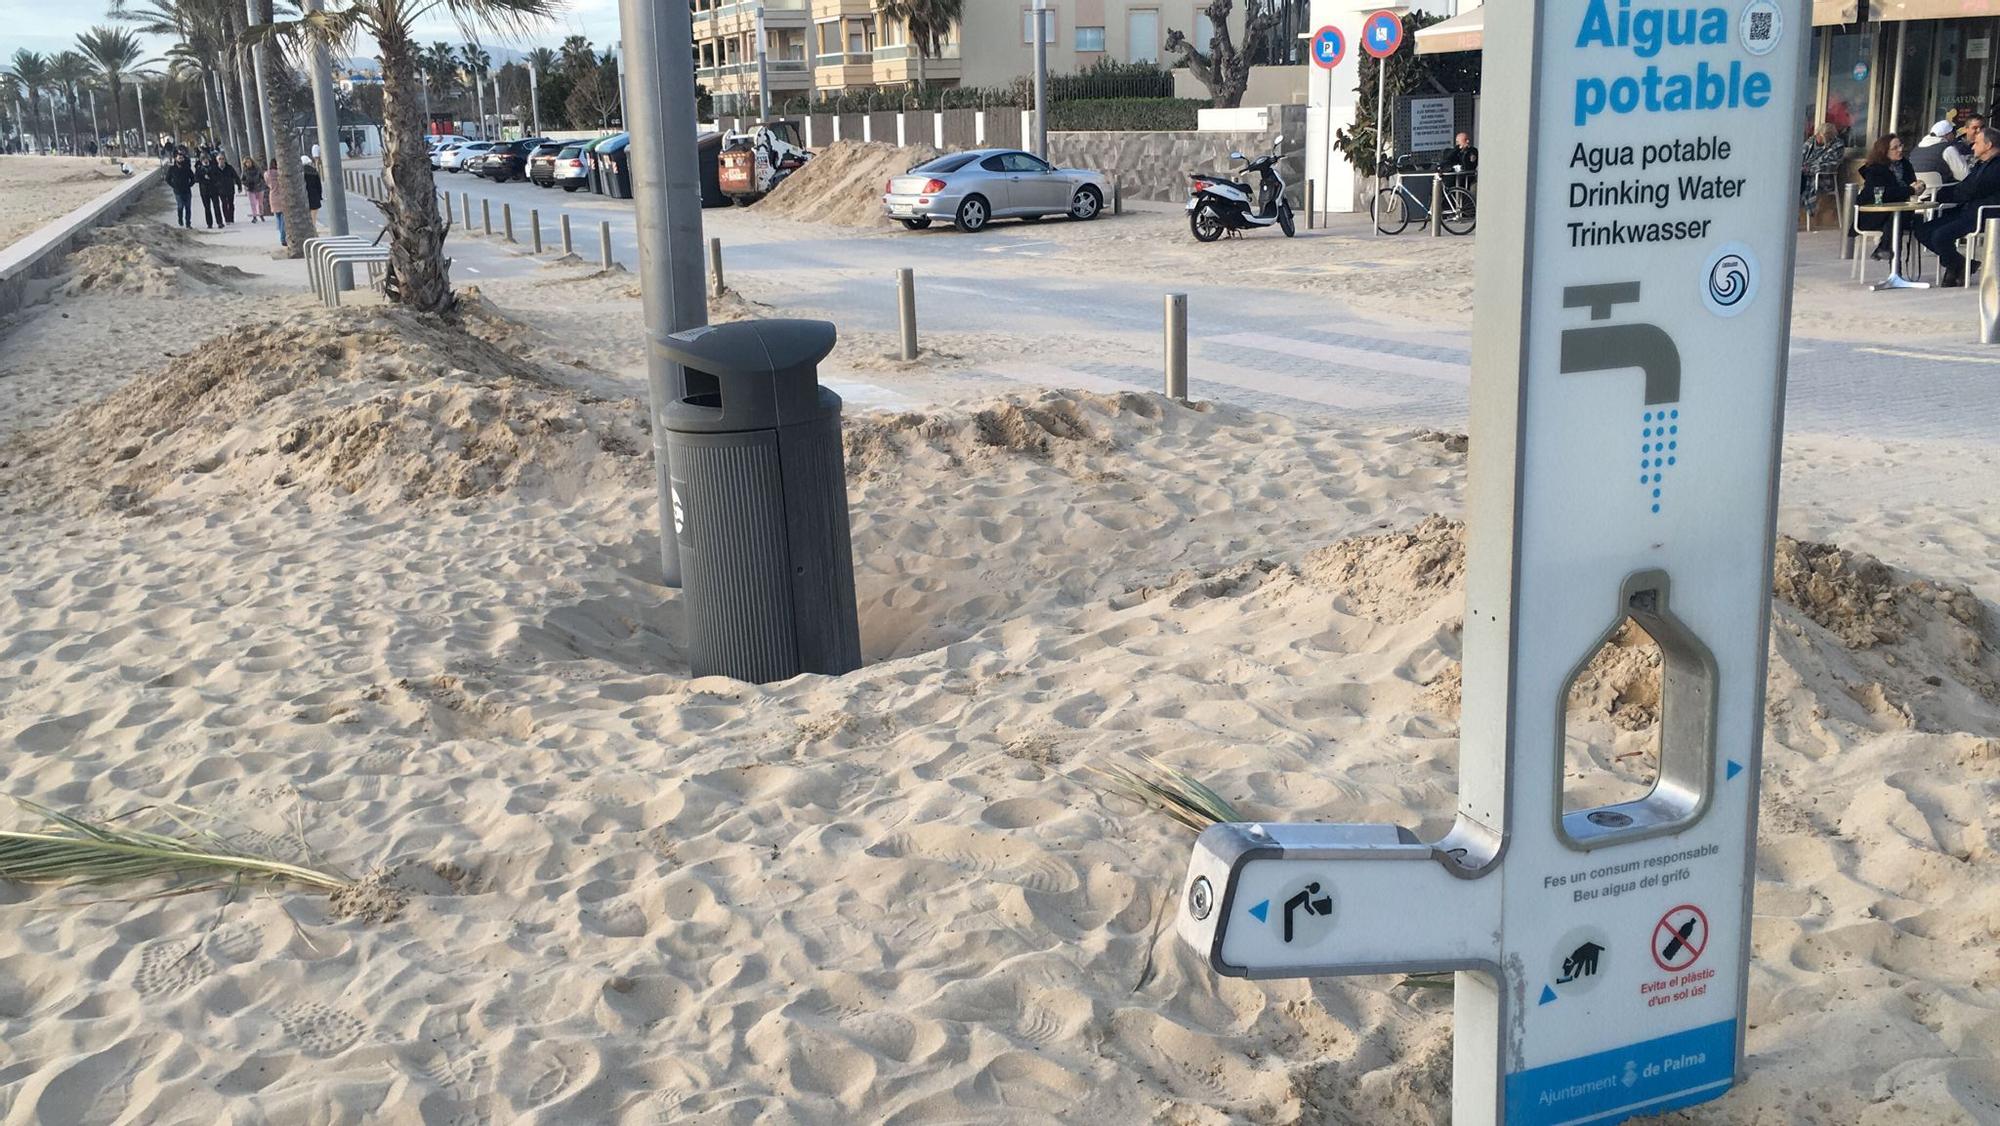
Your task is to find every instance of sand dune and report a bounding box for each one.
[0,210,1994,1124]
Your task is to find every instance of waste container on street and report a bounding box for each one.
[600,133,633,199]
[658,319,862,683]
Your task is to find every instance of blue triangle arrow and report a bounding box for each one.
[1248,899,1270,923]
[1726,760,1743,780]
[1539,985,1558,1006]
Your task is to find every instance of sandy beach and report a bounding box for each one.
[0,181,1993,1124]
[0,156,136,252]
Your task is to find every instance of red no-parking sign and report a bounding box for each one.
[1310,25,1346,69]
[1362,10,1404,58]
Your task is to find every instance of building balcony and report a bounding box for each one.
[870,42,960,85]
[810,0,877,16]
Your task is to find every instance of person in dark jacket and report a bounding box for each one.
[194,154,224,228]
[1918,126,2000,286]
[1857,134,1917,259]
[214,153,240,223]
[165,152,196,228]
[301,157,323,217]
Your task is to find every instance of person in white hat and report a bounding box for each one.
[1911,116,1971,183]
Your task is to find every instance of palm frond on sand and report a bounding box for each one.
[0,800,353,895]
[1085,759,1243,833]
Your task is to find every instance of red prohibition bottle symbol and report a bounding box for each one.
[1652,904,1709,972]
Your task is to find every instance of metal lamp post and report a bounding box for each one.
[617,0,707,587]
[1032,0,1048,158]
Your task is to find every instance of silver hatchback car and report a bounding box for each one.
[883,149,1110,232]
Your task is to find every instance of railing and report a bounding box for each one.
[814,51,873,66]
[873,43,960,62]
[770,59,810,72]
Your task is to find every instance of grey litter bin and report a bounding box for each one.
[658,319,862,683]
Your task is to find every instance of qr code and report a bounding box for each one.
[1748,11,1773,40]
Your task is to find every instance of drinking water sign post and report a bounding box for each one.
[1176,0,1808,1122]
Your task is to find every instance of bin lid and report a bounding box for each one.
[659,319,841,433]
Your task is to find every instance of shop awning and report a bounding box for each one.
[1414,8,1484,54]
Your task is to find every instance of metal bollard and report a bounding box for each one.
[530,208,542,254]
[599,220,613,268]
[710,237,726,296]
[561,213,573,256]
[1164,293,1188,401]
[1430,175,1444,238]
[1982,218,2000,345]
[503,202,514,242]
[1839,183,1858,261]
[897,268,917,361]
[1307,181,1315,230]
[1113,179,1123,216]
[460,192,470,230]
[481,198,492,236]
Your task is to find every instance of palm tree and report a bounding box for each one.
[8,51,50,151]
[49,52,90,152]
[875,0,962,94]
[558,34,592,78]
[459,43,490,137]
[282,0,555,311]
[76,27,157,151]
[246,0,312,253]
[418,41,455,126]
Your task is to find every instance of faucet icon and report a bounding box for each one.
[1559,283,1681,405]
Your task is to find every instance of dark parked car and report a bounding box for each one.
[527,139,569,187]
[477,138,548,182]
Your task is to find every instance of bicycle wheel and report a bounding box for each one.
[1441,187,1477,235]
[1373,191,1409,235]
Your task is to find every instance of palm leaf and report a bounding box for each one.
[1084,758,1244,832]
[0,800,353,894]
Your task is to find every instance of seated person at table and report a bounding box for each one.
[1911,117,1969,183]
[1858,134,1917,260]
[1917,126,2000,287]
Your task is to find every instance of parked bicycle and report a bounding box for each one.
[1370,169,1476,236]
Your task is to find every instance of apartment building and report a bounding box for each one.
[694,0,1313,111]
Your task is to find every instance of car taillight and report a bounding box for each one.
[923,179,946,193]
[885,179,893,193]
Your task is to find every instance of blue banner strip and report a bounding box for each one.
[1504,1019,1737,1125]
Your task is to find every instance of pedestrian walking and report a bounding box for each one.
[266,163,288,246]
[195,154,225,229]
[216,153,241,224]
[242,158,267,223]
[301,155,323,223]
[165,151,195,228]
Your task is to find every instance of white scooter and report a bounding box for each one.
[1187,138,1296,242]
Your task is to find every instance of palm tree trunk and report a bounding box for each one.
[108,79,124,145]
[378,30,451,311]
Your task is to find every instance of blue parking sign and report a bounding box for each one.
[1311,25,1346,69]
[1362,10,1404,58]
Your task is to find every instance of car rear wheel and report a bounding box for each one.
[1069,186,1103,221]
[955,195,990,232]
[900,218,932,230]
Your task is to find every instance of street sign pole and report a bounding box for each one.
[1178,0,1808,1121]
[1361,11,1406,236]
[1309,26,1345,222]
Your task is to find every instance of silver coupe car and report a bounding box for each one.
[883,149,1110,232]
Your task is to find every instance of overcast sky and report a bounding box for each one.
[5,0,627,68]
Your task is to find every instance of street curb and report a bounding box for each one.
[0,164,164,319]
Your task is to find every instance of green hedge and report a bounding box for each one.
[1048,98,1203,132]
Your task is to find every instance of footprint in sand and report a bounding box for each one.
[276,1002,368,1057]
[132,940,213,998]
[865,824,1082,895]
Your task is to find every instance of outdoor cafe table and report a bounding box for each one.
[1857,200,1936,291]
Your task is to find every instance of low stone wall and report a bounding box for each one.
[0,164,161,320]
[1047,123,1306,206]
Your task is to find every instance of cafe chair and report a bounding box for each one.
[1955,203,2000,282]
[1850,196,1888,285]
